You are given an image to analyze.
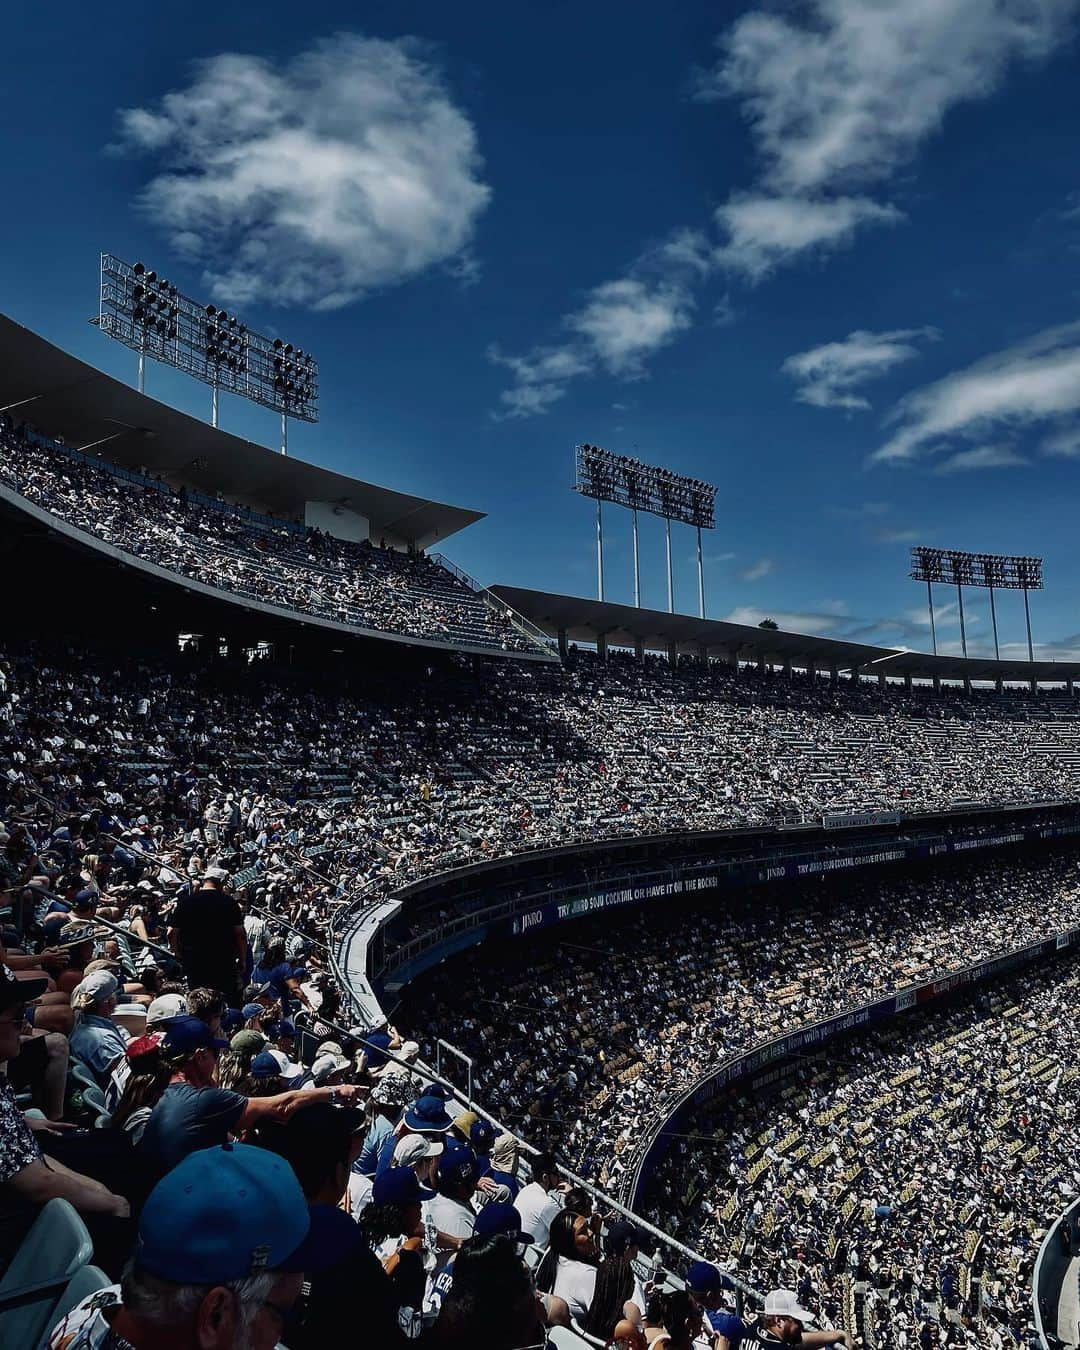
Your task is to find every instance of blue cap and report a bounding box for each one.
[250,1052,282,1080]
[404,1094,453,1132]
[221,1008,244,1034]
[365,1030,391,1069]
[470,1119,497,1152]
[268,1019,296,1041]
[686,1260,724,1294]
[159,1015,229,1056]
[372,1166,422,1207]
[474,1201,534,1244]
[241,1002,264,1020]
[73,889,98,910]
[135,1144,341,1283]
[438,1142,480,1188]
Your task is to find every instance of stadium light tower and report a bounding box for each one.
[94,253,319,453]
[573,444,717,617]
[910,547,1044,662]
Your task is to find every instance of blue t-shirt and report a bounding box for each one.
[354,1113,394,1177]
[140,1082,247,1171]
[707,1310,751,1343]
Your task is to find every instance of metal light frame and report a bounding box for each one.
[910,547,1043,662]
[574,443,716,617]
[94,253,318,450]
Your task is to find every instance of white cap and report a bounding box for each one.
[146,992,188,1026]
[311,1052,350,1084]
[763,1291,815,1326]
[394,1133,444,1167]
[203,867,230,883]
[71,970,118,1010]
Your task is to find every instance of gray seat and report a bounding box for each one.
[0,1198,93,1349]
[39,1265,111,1349]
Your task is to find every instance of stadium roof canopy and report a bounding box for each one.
[491,585,1080,685]
[0,314,482,549]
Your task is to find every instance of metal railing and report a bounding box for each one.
[428,551,556,656]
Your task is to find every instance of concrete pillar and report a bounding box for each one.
[995,676,1004,694]
[829,666,839,684]
[782,660,792,679]
[758,653,767,675]
[1030,676,1038,694]
[878,671,886,689]
[806,659,817,684]
[963,676,972,695]
[698,644,709,666]
[1068,679,1075,697]
[933,676,941,694]
[634,637,645,663]
[904,674,912,692]
[667,642,678,667]
[558,627,568,660]
[597,633,608,660]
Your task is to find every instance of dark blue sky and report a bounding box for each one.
[4,1,1080,656]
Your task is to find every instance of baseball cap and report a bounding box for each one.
[438,1143,480,1188]
[135,1143,341,1283]
[0,963,47,1010]
[604,1219,646,1257]
[686,1260,725,1294]
[469,1119,497,1152]
[250,1052,283,1081]
[55,922,98,949]
[763,1290,815,1326]
[220,1008,244,1035]
[241,1002,264,1020]
[364,1029,391,1068]
[243,982,273,1002]
[265,1019,296,1042]
[72,889,99,912]
[83,958,122,976]
[311,1052,349,1084]
[405,1095,454,1133]
[159,1015,229,1056]
[70,970,119,1011]
[372,1166,422,1207]
[474,1201,534,1244]
[230,1029,267,1056]
[202,867,231,884]
[126,1033,165,1063]
[393,1134,444,1167]
[146,993,188,1026]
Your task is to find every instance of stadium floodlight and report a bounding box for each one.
[573,443,717,617]
[910,547,1043,662]
[93,252,318,454]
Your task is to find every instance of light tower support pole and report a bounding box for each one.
[927,579,937,656]
[696,526,705,619]
[596,498,605,601]
[211,380,219,429]
[665,517,673,614]
[631,508,640,607]
[137,339,145,394]
[956,583,968,659]
[281,411,288,456]
[989,585,999,661]
[1024,587,1034,662]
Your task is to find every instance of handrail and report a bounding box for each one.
[427,551,555,654]
[1033,1194,1080,1349]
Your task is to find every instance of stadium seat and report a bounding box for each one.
[0,1199,93,1348]
[39,1265,111,1349]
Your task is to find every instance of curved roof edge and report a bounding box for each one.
[492,585,1080,684]
[0,313,483,549]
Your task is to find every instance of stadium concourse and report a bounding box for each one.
[0,379,1077,1347]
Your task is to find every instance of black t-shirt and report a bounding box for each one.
[293,1206,408,1349]
[169,888,243,989]
[139,1082,247,1172]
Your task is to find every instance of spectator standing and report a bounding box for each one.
[167,868,245,1004]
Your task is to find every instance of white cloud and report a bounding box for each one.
[715,194,901,281]
[870,323,1080,465]
[703,1,1074,277]
[739,556,774,582]
[932,444,1030,474]
[701,0,1075,195]
[114,35,490,310]
[876,527,920,543]
[489,229,705,418]
[1041,426,1080,457]
[782,327,939,410]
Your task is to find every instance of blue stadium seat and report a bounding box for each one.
[39,1265,111,1349]
[0,1199,93,1348]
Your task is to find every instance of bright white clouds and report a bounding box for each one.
[489,231,705,419]
[782,327,939,410]
[870,323,1080,465]
[932,445,1030,473]
[115,35,490,310]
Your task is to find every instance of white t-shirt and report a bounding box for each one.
[553,1256,597,1323]
[514,1182,562,1247]
[424,1194,476,1270]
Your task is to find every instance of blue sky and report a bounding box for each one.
[4,1,1080,657]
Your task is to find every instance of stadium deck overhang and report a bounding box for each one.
[491,585,1080,685]
[0,314,482,549]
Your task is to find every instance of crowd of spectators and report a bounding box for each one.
[402,851,1080,1186]
[0,417,538,653]
[642,954,1080,1349]
[0,588,1074,1341]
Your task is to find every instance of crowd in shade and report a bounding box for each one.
[403,850,1080,1183]
[0,417,538,653]
[642,953,1080,1350]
